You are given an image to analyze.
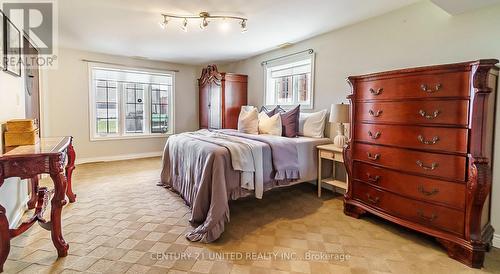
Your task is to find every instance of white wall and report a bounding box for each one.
[219,1,500,245]
[0,64,29,227]
[43,48,200,162]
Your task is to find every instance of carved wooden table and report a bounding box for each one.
[0,136,76,272]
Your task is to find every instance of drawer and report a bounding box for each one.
[353,143,466,181]
[355,123,468,154]
[352,162,465,209]
[355,100,469,126]
[352,182,465,236]
[319,150,335,160]
[319,150,343,162]
[355,71,469,101]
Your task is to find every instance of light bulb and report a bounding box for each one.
[181,18,188,32]
[240,19,247,33]
[200,17,208,30]
[159,16,168,29]
[219,18,230,32]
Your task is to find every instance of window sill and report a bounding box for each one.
[90,133,172,142]
[278,104,313,111]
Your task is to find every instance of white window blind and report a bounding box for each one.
[263,51,315,109]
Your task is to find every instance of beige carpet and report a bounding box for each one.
[3,157,500,274]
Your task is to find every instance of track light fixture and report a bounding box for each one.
[160,11,247,33]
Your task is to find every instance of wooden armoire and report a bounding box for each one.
[198,65,247,129]
[343,60,498,268]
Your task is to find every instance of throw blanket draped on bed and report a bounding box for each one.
[160,129,300,243]
[220,130,300,181]
[182,130,264,198]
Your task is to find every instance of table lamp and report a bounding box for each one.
[329,103,350,148]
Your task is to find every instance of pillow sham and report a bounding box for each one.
[258,112,282,136]
[280,105,300,138]
[260,105,285,117]
[298,110,328,138]
[260,106,275,117]
[275,105,286,114]
[237,106,259,134]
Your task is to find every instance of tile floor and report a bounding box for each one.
[3,157,500,273]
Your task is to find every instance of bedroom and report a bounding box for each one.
[0,0,499,273]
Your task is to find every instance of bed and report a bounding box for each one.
[159,129,331,242]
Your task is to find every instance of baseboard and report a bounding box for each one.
[10,196,29,229]
[76,151,163,164]
[493,233,500,248]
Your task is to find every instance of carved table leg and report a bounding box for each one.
[49,172,69,257]
[0,205,10,273]
[27,177,39,209]
[65,142,76,203]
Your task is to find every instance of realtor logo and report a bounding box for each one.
[1,0,58,68]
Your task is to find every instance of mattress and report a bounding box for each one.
[294,136,333,182]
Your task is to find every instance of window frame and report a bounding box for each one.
[88,63,175,141]
[263,51,315,110]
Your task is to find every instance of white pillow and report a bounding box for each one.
[237,106,259,134]
[299,110,328,138]
[258,112,282,136]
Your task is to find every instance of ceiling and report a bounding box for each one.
[431,0,500,14]
[58,0,421,65]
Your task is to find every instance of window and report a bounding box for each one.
[89,64,174,140]
[264,51,315,109]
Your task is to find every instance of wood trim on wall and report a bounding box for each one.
[76,151,163,165]
[493,234,500,248]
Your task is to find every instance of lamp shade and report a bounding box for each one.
[329,103,350,123]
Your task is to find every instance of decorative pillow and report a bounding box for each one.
[260,106,275,117]
[280,105,300,137]
[260,105,285,117]
[275,106,286,114]
[237,106,259,134]
[298,110,328,138]
[258,112,282,136]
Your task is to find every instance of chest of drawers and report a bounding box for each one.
[343,60,499,268]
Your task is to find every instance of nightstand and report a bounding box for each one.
[317,144,347,197]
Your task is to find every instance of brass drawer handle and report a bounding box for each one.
[417,135,440,145]
[416,160,438,170]
[420,83,442,93]
[366,193,380,204]
[419,109,440,119]
[366,173,381,184]
[417,209,437,222]
[368,131,381,139]
[368,109,383,117]
[369,88,383,95]
[367,152,380,161]
[418,185,439,196]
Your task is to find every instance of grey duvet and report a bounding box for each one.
[160,129,330,242]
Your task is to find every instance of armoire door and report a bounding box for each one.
[209,82,222,129]
[23,36,41,134]
[199,83,210,128]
